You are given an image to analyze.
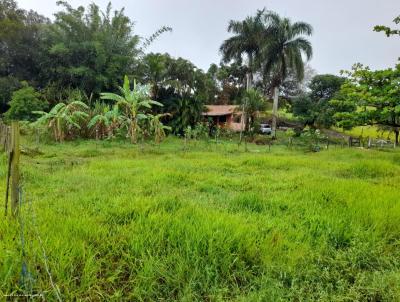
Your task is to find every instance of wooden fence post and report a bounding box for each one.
[10,121,20,217]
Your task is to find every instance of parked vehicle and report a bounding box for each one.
[260,124,272,135]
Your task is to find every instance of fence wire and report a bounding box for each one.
[17,186,63,302]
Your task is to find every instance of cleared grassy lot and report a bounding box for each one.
[1,138,400,301]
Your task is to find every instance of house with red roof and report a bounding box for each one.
[202,105,244,132]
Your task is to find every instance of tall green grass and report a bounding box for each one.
[0,138,399,301]
[336,125,395,140]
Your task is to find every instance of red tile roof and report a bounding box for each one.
[203,105,240,116]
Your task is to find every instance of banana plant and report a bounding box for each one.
[105,105,124,138]
[88,105,111,140]
[33,101,89,142]
[149,113,172,144]
[88,103,126,139]
[101,75,163,143]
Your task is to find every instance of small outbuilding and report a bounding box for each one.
[202,105,244,132]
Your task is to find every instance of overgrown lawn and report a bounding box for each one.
[1,138,399,301]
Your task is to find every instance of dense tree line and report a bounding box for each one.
[1,1,319,138]
[0,1,214,130]
[5,0,397,144]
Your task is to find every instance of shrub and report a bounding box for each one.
[4,82,48,121]
[252,134,272,145]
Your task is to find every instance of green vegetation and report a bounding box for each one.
[374,15,400,37]
[5,82,48,121]
[292,74,345,128]
[1,1,400,300]
[1,138,399,300]
[100,76,163,144]
[33,101,89,142]
[338,126,395,141]
[332,64,400,145]
[220,10,313,137]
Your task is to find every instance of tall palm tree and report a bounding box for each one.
[260,12,313,137]
[220,11,265,142]
[220,10,265,90]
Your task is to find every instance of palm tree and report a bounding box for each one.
[260,12,313,137]
[220,10,265,143]
[241,88,266,133]
[220,10,265,90]
[33,101,89,142]
[101,76,162,143]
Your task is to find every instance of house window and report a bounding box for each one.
[219,115,227,123]
[233,114,241,123]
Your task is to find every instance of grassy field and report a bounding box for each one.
[335,126,395,141]
[1,138,400,301]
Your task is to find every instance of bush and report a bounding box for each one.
[252,134,272,145]
[4,82,48,121]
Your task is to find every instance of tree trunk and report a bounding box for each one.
[239,73,251,145]
[395,128,399,147]
[246,72,252,90]
[272,86,279,138]
[239,54,254,146]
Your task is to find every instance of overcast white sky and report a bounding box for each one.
[18,0,400,74]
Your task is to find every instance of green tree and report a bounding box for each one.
[332,64,400,145]
[138,53,212,134]
[309,74,345,101]
[0,0,49,80]
[209,62,246,105]
[0,0,49,111]
[292,74,345,128]
[260,11,313,137]
[5,82,47,121]
[47,1,140,96]
[138,53,170,100]
[374,15,400,37]
[166,97,204,134]
[220,10,265,90]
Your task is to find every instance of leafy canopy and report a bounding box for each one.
[48,1,140,95]
[5,82,48,121]
[332,64,400,142]
[374,15,400,37]
[259,11,313,87]
[292,74,345,128]
[100,75,162,143]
